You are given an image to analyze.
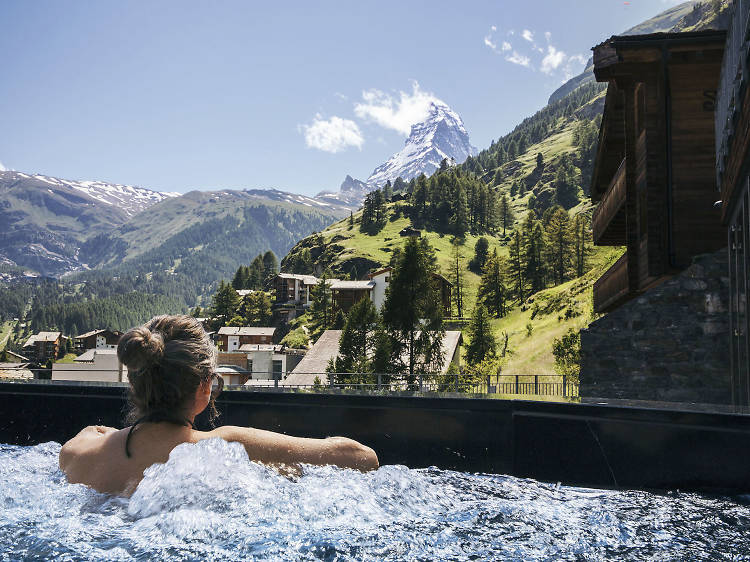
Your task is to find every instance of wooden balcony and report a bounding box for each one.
[592,158,627,246]
[593,252,633,313]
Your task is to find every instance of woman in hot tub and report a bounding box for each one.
[59,314,378,496]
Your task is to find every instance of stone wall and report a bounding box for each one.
[580,249,730,403]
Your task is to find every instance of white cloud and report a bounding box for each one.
[0,162,5,172]
[506,51,532,68]
[541,45,566,74]
[485,26,587,78]
[354,82,444,136]
[301,114,364,153]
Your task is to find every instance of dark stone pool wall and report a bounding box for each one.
[580,249,730,403]
[2,381,750,494]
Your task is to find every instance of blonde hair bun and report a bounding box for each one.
[117,326,165,371]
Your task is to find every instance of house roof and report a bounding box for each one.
[330,280,375,290]
[238,344,285,352]
[0,364,33,380]
[217,326,276,336]
[75,329,121,340]
[236,289,254,297]
[368,267,392,278]
[23,332,62,347]
[75,348,118,362]
[277,273,319,284]
[284,330,342,386]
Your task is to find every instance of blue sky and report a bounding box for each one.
[0,0,687,196]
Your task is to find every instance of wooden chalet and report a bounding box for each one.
[273,273,319,305]
[22,332,64,363]
[330,280,376,313]
[591,30,726,313]
[216,326,276,352]
[74,329,123,352]
[714,3,750,405]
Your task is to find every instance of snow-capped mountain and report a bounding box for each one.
[0,170,178,217]
[315,175,370,207]
[367,101,477,188]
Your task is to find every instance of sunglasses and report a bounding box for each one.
[210,371,224,399]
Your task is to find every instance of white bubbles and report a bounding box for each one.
[1,439,749,560]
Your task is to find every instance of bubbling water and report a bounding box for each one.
[1,439,749,560]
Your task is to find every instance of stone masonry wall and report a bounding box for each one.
[580,249,730,404]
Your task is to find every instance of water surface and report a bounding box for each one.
[1,439,749,561]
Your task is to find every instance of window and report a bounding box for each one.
[272,360,283,380]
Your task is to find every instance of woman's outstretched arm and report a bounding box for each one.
[210,425,379,471]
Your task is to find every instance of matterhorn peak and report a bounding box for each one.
[366,100,477,189]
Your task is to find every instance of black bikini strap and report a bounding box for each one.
[125,413,195,458]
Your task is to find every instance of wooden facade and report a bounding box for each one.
[591,31,726,313]
[714,3,750,407]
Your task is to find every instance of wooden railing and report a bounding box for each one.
[592,157,626,245]
[593,252,631,313]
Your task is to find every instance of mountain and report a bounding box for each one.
[0,165,352,279]
[0,170,177,276]
[318,100,478,206]
[80,188,347,269]
[367,101,477,188]
[315,175,370,207]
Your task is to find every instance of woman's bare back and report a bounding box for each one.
[59,423,378,497]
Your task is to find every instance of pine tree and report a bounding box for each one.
[470,237,490,272]
[383,180,393,200]
[450,240,465,318]
[572,214,591,277]
[249,255,265,289]
[508,230,526,303]
[262,251,278,286]
[499,194,515,236]
[239,291,272,326]
[478,249,508,318]
[308,272,333,340]
[330,297,379,382]
[524,219,547,294]
[211,281,241,324]
[465,305,496,365]
[381,237,445,377]
[536,152,544,169]
[545,207,574,285]
[453,184,469,237]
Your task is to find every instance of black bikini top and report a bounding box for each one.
[125,412,195,458]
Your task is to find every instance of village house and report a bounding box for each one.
[330,266,451,315]
[51,348,127,383]
[216,326,275,352]
[218,344,305,383]
[74,329,123,353]
[580,29,731,403]
[714,4,750,406]
[273,273,319,305]
[22,332,64,363]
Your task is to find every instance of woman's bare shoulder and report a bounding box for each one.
[59,425,121,474]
